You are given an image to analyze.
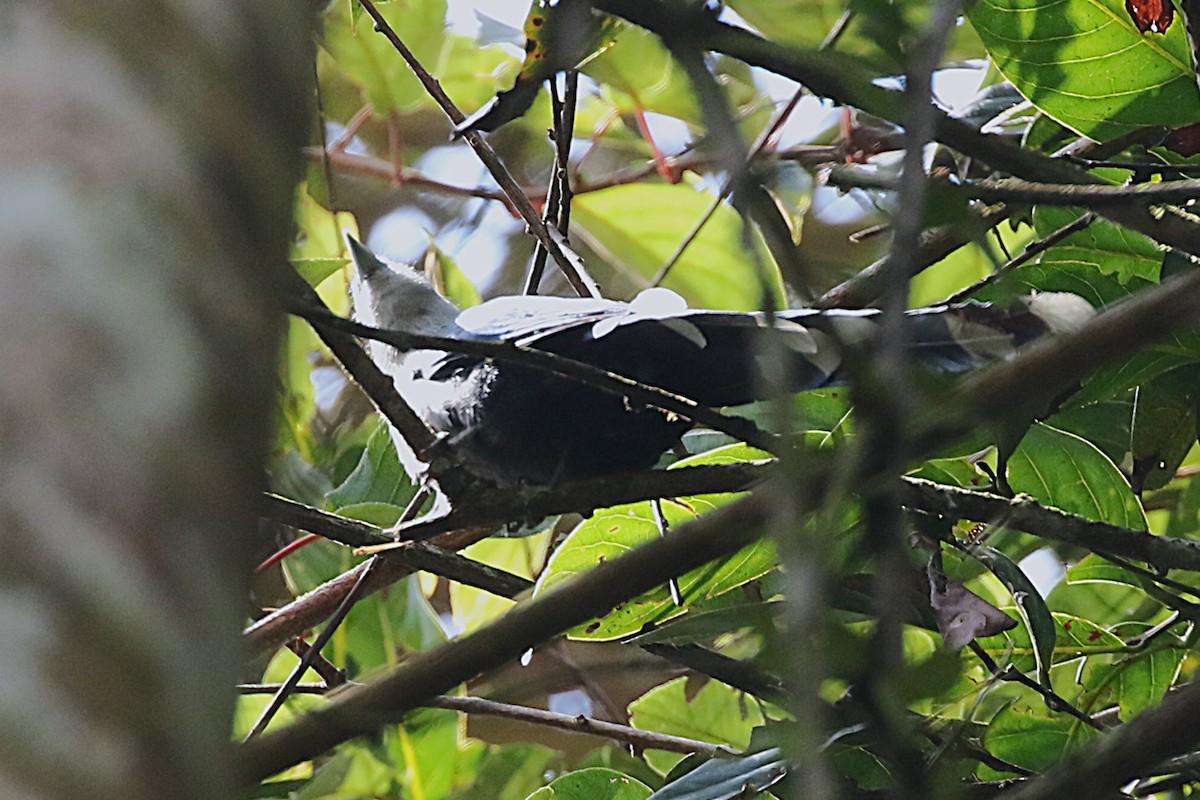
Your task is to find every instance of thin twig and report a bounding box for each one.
[356,0,601,298]
[967,642,1102,731]
[427,694,735,756]
[825,166,1200,207]
[245,556,382,739]
[260,494,535,597]
[945,213,1096,304]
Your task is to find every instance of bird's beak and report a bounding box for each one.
[344,233,386,277]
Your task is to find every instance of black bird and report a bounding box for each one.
[347,236,1093,487]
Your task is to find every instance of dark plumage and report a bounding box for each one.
[347,236,1093,486]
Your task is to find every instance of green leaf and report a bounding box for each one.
[965,543,1057,687]
[1129,366,1200,493]
[629,677,764,775]
[1114,648,1185,720]
[646,748,787,800]
[1007,423,1147,530]
[322,0,449,116]
[327,423,416,511]
[982,698,1094,773]
[292,182,358,279]
[1029,208,1162,285]
[571,184,785,311]
[527,768,652,800]
[388,708,483,800]
[584,26,699,122]
[424,242,482,309]
[450,744,563,800]
[966,0,1200,139]
[1065,554,1142,588]
[449,532,549,633]
[341,575,447,670]
[1166,471,1200,538]
[535,445,778,641]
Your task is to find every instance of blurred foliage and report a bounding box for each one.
[257,0,1200,798]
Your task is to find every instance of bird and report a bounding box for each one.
[346,236,1094,489]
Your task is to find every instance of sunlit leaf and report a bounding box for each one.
[572,184,784,310]
[629,677,763,775]
[1007,423,1147,530]
[966,0,1200,139]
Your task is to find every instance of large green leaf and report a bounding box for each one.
[584,26,700,122]
[982,695,1096,774]
[629,677,764,775]
[1007,422,1147,530]
[572,184,784,310]
[534,445,778,641]
[966,0,1200,139]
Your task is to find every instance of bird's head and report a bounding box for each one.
[346,234,460,337]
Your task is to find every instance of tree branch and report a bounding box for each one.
[427,694,734,757]
[901,478,1200,571]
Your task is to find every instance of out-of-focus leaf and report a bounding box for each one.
[387,708,484,800]
[629,677,763,775]
[526,768,652,800]
[449,744,563,800]
[292,184,357,284]
[424,242,482,309]
[1166,471,1200,538]
[646,748,786,800]
[450,532,548,633]
[966,0,1200,139]
[584,26,698,122]
[270,449,335,507]
[535,445,778,641]
[572,184,784,310]
[322,0,449,115]
[1007,423,1147,530]
[340,575,446,669]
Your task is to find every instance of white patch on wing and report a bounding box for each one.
[591,287,708,348]
[1025,291,1095,334]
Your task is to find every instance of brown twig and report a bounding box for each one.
[356,0,601,298]
[427,694,733,756]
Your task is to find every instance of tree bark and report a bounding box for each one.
[0,3,310,798]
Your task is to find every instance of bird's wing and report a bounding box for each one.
[454,294,630,342]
